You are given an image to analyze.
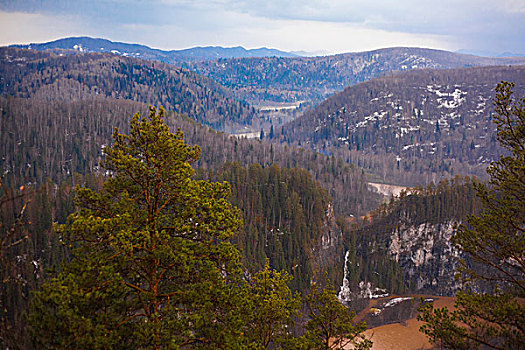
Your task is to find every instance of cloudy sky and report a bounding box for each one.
[1,0,524,55]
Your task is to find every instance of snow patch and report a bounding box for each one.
[73,44,84,52]
[384,297,413,308]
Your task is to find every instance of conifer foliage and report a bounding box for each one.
[418,82,525,349]
[26,106,370,349]
[28,107,247,348]
[302,281,371,350]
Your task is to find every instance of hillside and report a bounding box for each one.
[0,94,379,216]
[0,47,259,132]
[337,177,481,303]
[184,47,525,105]
[278,65,525,186]
[201,162,341,291]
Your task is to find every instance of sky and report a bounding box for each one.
[0,0,524,56]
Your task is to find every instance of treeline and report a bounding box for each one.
[278,65,525,186]
[0,47,258,131]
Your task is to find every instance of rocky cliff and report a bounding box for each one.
[338,178,480,301]
[388,220,462,294]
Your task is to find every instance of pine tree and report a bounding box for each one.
[299,280,371,350]
[243,260,301,349]
[418,82,525,349]
[28,107,247,349]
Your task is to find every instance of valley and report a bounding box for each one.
[1,38,523,349]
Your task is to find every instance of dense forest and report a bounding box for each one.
[0,96,380,216]
[0,48,259,132]
[0,93,378,333]
[201,162,334,291]
[3,110,374,349]
[278,65,525,185]
[1,178,76,348]
[0,141,356,348]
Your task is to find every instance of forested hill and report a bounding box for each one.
[201,162,340,291]
[278,65,525,186]
[0,47,258,132]
[183,47,525,105]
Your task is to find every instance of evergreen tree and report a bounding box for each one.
[418,82,525,349]
[242,260,301,349]
[300,281,371,350]
[28,107,247,349]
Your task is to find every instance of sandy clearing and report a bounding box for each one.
[347,295,456,350]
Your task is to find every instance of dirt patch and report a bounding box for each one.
[349,295,456,350]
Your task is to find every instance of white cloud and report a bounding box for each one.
[232,17,454,53]
[0,0,523,54]
[116,10,453,53]
[498,0,525,13]
[0,11,87,45]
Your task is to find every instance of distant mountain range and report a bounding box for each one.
[10,37,525,109]
[10,36,298,63]
[456,49,525,58]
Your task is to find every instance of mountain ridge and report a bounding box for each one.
[10,37,525,112]
[9,36,298,63]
